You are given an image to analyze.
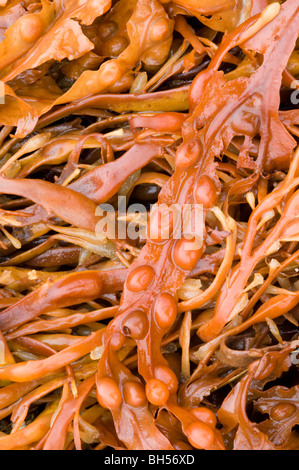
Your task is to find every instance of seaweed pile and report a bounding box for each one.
[0,0,298,450]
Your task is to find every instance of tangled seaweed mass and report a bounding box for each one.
[0,0,298,451]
